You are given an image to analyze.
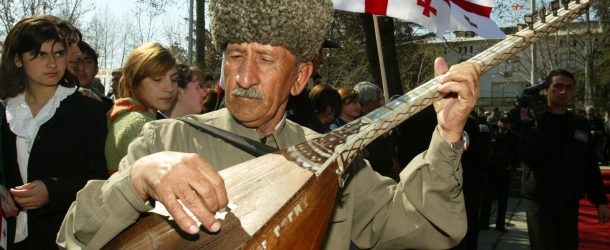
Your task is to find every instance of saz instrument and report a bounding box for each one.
[104,1,591,249]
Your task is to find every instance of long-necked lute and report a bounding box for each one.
[104,1,591,249]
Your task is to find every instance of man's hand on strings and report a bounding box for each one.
[433,57,481,143]
[130,151,228,234]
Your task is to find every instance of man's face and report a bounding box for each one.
[224,42,309,131]
[75,54,98,88]
[361,93,384,114]
[65,34,82,74]
[546,75,574,110]
[111,74,120,96]
[586,107,594,116]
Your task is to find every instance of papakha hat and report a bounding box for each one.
[209,0,334,62]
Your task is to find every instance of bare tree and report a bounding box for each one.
[0,0,92,44]
[83,4,119,69]
[163,16,188,62]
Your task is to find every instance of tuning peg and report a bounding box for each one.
[551,1,560,16]
[562,0,570,10]
[524,14,535,29]
[539,6,547,23]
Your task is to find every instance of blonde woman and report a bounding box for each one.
[105,43,177,173]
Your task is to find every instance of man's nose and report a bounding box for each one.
[236,56,259,89]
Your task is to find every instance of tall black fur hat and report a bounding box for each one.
[209,0,334,62]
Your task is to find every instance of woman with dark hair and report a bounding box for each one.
[330,87,361,130]
[105,42,177,173]
[307,83,341,133]
[163,64,206,118]
[0,16,108,249]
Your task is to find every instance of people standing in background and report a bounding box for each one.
[330,87,360,130]
[354,81,401,180]
[108,68,122,99]
[521,69,608,250]
[104,42,177,174]
[451,111,491,250]
[354,81,385,114]
[0,16,107,249]
[480,112,519,233]
[586,106,607,165]
[45,16,83,74]
[75,41,113,110]
[163,64,205,118]
[306,83,341,133]
[285,39,340,127]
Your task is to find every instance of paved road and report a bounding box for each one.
[478,165,610,250]
[478,197,530,250]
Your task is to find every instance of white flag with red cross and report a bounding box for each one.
[449,0,505,38]
[332,0,505,39]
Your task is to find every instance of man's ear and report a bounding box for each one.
[290,62,313,96]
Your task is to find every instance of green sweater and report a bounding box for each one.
[105,98,156,172]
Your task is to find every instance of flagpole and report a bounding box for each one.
[530,0,536,86]
[372,15,390,103]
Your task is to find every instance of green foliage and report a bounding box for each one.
[319,11,440,91]
[202,29,223,80]
[319,11,372,88]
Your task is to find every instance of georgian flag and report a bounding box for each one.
[332,0,505,39]
[449,0,505,38]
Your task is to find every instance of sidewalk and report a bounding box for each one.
[478,197,530,250]
[477,165,610,250]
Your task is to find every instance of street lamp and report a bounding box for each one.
[551,1,560,16]
[539,6,547,23]
[524,14,535,29]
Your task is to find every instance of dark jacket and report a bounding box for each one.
[490,128,520,170]
[1,91,108,249]
[521,111,608,205]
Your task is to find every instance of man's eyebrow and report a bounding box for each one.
[254,45,274,55]
[228,46,246,53]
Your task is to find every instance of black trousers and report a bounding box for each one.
[525,199,579,250]
[480,168,511,229]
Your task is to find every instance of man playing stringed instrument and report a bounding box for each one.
[57,0,481,249]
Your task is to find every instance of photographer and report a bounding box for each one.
[520,69,608,250]
[509,81,547,143]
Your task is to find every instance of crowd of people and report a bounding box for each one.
[0,0,606,249]
[0,15,219,249]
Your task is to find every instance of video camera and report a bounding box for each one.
[517,79,548,120]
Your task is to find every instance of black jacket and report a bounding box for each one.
[521,111,608,205]
[1,91,108,249]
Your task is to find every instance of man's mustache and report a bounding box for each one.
[232,87,264,100]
